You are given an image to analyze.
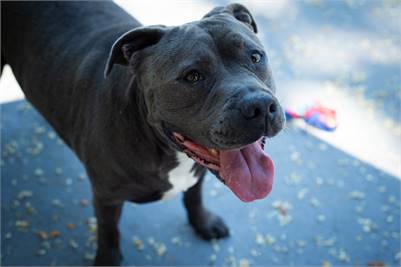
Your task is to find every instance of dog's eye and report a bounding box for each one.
[184,70,203,83]
[251,52,263,63]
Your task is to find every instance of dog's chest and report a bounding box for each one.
[162,152,198,199]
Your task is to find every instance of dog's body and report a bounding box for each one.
[2,1,284,265]
[2,2,177,202]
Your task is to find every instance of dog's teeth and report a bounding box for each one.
[209,149,218,156]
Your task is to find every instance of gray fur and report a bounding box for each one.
[1,2,283,265]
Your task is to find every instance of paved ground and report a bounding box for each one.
[1,0,400,266]
[1,100,400,266]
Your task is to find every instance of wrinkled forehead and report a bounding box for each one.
[152,16,263,71]
[163,23,216,62]
[147,24,214,77]
[198,14,261,48]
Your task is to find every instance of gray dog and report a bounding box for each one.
[2,1,284,265]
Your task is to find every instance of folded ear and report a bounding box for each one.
[104,25,167,77]
[203,3,257,33]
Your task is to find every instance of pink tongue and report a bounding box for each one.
[219,141,274,202]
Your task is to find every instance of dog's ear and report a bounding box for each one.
[203,3,257,33]
[104,25,167,77]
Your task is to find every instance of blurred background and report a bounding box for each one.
[1,0,400,266]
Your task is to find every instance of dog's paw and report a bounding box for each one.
[94,249,123,266]
[189,209,230,240]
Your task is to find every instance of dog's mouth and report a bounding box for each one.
[172,132,274,202]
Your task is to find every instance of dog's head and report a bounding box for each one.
[105,3,285,202]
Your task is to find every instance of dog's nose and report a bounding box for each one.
[240,94,278,123]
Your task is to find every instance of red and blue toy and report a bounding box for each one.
[285,103,338,132]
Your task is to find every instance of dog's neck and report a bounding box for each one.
[120,76,176,157]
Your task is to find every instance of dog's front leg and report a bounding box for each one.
[93,197,123,266]
[183,174,229,240]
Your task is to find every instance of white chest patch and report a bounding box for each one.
[162,152,198,199]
